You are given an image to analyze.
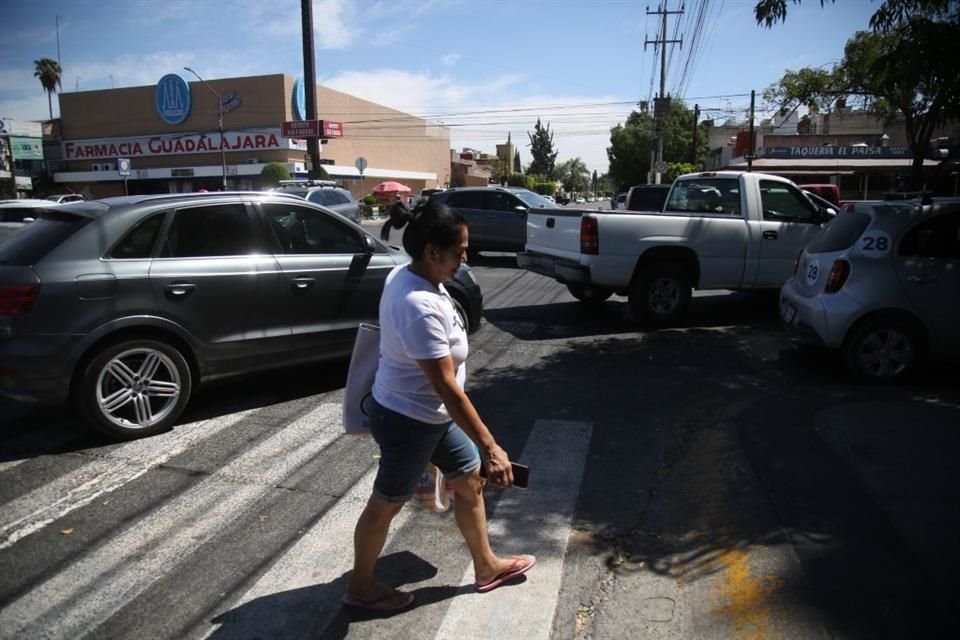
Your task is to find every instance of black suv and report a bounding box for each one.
[0,192,482,440]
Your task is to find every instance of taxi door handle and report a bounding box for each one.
[164,283,196,298]
[762,230,778,240]
[907,275,937,284]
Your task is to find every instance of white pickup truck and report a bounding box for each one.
[518,171,834,327]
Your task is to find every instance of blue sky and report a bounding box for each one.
[1,0,877,173]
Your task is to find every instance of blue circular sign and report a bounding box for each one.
[293,77,306,121]
[155,74,191,125]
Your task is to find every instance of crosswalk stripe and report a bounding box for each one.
[0,410,257,550]
[201,464,416,639]
[434,420,592,640]
[0,403,344,638]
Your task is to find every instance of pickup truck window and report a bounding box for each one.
[760,180,818,222]
[666,178,740,215]
[447,191,485,210]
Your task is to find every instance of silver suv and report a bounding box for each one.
[272,180,360,223]
[780,198,960,380]
[0,192,482,440]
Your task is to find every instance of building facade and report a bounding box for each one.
[51,73,451,199]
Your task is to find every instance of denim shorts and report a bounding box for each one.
[369,398,481,503]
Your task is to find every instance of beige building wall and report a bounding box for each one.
[54,73,451,198]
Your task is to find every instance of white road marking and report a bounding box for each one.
[434,419,592,640]
[202,466,413,639]
[0,410,256,550]
[0,404,343,638]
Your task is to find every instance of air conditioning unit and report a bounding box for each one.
[92,163,102,172]
[101,162,116,171]
[246,158,259,165]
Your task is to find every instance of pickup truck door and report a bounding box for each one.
[483,191,527,252]
[752,180,826,287]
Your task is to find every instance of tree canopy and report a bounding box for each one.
[760,1,960,187]
[33,58,62,121]
[527,118,558,179]
[606,102,708,191]
[555,157,590,193]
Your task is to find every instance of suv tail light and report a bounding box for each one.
[581,217,599,255]
[824,259,850,293]
[0,284,40,315]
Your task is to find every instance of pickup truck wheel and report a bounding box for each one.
[629,265,691,328]
[567,284,613,305]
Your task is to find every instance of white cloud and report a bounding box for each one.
[321,68,627,174]
[441,53,460,67]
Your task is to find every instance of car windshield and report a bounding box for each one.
[513,191,558,208]
[806,211,871,254]
[276,188,308,198]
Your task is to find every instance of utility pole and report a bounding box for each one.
[692,103,700,165]
[645,3,683,184]
[301,0,321,181]
[747,90,756,172]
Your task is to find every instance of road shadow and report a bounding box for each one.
[467,252,522,269]
[0,358,353,462]
[460,327,960,637]
[208,551,471,639]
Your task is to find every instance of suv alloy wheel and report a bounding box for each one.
[75,338,193,440]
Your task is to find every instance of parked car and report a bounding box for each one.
[624,185,671,212]
[430,186,556,254]
[0,191,482,440]
[46,194,86,204]
[0,199,62,243]
[272,180,361,223]
[780,198,960,380]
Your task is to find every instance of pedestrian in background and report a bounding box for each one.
[344,200,535,612]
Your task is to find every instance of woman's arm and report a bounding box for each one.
[416,356,514,487]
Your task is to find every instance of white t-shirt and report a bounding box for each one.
[373,264,468,424]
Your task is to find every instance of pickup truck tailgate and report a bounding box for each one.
[525,209,585,258]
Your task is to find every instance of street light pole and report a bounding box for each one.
[183,67,228,190]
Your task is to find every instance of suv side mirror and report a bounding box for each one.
[363,234,377,253]
[514,205,528,213]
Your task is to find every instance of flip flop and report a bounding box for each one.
[342,588,415,612]
[475,554,537,593]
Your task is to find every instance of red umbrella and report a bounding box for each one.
[371,181,411,195]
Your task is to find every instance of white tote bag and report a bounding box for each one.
[343,323,380,435]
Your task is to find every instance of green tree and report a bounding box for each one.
[527,118,558,178]
[762,2,960,188]
[33,58,62,121]
[607,103,708,191]
[260,162,290,187]
[555,157,590,193]
[665,162,699,183]
[514,149,522,174]
[754,0,956,30]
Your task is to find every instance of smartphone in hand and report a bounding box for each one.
[479,461,529,489]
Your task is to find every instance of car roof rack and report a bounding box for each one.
[277,179,338,187]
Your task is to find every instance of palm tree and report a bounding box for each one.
[34,58,62,121]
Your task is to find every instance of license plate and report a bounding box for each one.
[781,302,797,324]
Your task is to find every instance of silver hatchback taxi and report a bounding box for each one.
[780,198,960,380]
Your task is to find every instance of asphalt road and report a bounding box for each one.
[1,250,958,639]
